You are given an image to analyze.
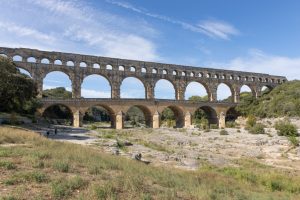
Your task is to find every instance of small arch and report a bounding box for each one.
[154,79,176,99]
[172,70,178,76]
[42,104,73,126]
[54,60,62,65]
[206,73,211,78]
[93,63,100,69]
[193,106,218,128]
[130,66,136,72]
[81,74,111,98]
[161,106,184,128]
[13,55,22,62]
[162,69,167,75]
[125,105,152,128]
[118,65,125,71]
[182,71,186,76]
[214,74,218,79]
[66,61,75,67]
[152,68,158,74]
[41,58,50,64]
[237,76,241,81]
[80,62,87,67]
[217,83,233,102]
[141,67,147,73]
[229,75,234,80]
[198,72,203,77]
[121,77,146,98]
[106,64,113,70]
[190,72,195,77]
[27,57,36,63]
[83,105,115,128]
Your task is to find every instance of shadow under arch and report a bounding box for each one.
[160,105,184,128]
[83,104,115,128]
[121,76,146,99]
[193,106,218,126]
[124,105,152,128]
[225,107,239,123]
[42,104,73,125]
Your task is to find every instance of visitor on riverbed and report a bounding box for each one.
[46,130,50,137]
[54,128,57,135]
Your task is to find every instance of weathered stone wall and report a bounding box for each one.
[0,47,287,129]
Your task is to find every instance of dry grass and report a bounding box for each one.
[1,126,300,199]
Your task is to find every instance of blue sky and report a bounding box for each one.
[0,0,299,99]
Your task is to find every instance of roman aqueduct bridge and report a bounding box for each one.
[0,47,287,129]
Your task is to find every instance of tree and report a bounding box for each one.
[189,95,208,102]
[0,57,38,114]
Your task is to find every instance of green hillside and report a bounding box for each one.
[236,80,300,117]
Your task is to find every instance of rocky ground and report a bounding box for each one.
[24,118,300,171]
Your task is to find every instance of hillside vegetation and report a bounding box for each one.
[1,127,300,200]
[236,80,300,117]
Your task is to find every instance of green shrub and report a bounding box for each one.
[220,130,228,135]
[249,123,265,134]
[288,136,299,147]
[275,120,298,137]
[53,161,69,173]
[51,176,87,199]
[0,161,16,170]
[246,115,256,128]
[210,124,218,129]
[90,124,97,130]
[226,121,236,128]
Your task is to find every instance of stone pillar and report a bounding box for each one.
[176,84,185,100]
[72,79,81,98]
[36,79,43,98]
[210,90,217,102]
[184,111,192,128]
[116,111,124,129]
[112,83,120,99]
[73,110,82,128]
[152,111,160,128]
[218,111,226,129]
[146,83,154,99]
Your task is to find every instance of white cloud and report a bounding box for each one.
[106,0,239,40]
[208,49,299,80]
[0,0,159,61]
[197,20,239,40]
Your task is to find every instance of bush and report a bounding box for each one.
[288,136,299,147]
[210,124,218,129]
[220,130,228,135]
[249,123,265,134]
[246,115,256,128]
[275,120,298,137]
[226,121,236,128]
[53,161,69,173]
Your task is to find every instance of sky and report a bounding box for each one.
[1,0,299,99]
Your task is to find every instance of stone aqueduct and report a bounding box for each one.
[0,47,287,129]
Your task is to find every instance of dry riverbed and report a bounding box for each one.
[32,120,300,171]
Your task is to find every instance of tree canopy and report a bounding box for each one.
[0,57,38,114]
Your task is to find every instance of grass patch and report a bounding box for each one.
[0,160,16,170]
[1,127,300,199]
